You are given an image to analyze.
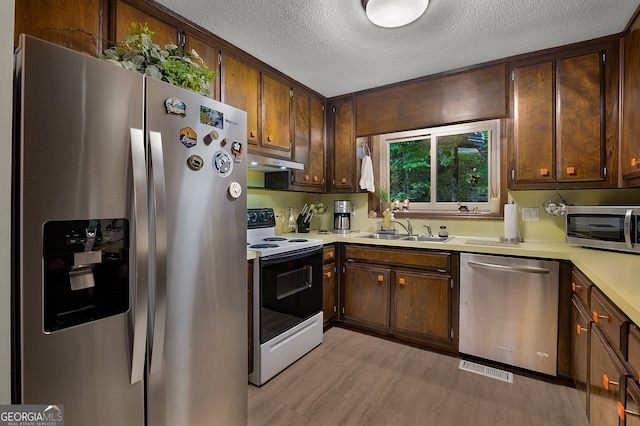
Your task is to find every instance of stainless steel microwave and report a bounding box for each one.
[566,206,640,254]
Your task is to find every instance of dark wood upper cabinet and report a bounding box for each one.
[221,52,260,145]
[355,63,508,137]
[291,88,325,191]
[622,16,640,187]
[184,33,220,100]
[327,97,358,192]
[509,40,619,189]
[14,0,102,54]
[261,73,292,158]
[113,0,177,48]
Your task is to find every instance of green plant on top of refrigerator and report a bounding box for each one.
[100,22,215,96]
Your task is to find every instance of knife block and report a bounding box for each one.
[296,214,310,233]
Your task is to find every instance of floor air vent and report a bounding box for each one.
[458,359,513,383]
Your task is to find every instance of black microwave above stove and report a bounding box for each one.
[566,206,640,254]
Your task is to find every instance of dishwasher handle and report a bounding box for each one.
[467,260,551,274]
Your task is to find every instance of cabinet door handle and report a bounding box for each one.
[631,157,637,167]
[592,310,610,323]
[377,275,384,282]
[328,251,334,258]
[267,135,273,142]
[325,271,332,278]
[571,282,581,291]
[576,324,587,335]
[341,177,347,184]
[313,176,319,182]
[250,131,256,138]
[566,166,575,175]
[540,168,549,176]
[398,277,406,285]
[603,374,619,390]
[304,174,310,181]
[618,402,640,420]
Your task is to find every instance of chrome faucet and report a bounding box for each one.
[423,224,433,237]
[391,218,413,235]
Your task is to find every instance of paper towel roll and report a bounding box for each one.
[503,203,519,241]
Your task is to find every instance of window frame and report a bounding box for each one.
[379,119,501,213]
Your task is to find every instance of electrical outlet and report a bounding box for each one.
[522,207,539,222]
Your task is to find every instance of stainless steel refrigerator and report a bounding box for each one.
[12,34,247,425]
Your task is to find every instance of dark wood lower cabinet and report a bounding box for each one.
[571,296,591,417]
[392,269,451,343]
[343,263,391,330]
[341,245,457,353]
[589,326,627,426]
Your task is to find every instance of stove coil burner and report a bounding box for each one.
[249,243,279,249]
[288,239,309,243]
[263,237,287,242]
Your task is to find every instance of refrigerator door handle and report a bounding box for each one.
[148,131,168,375]
[129,128,149,384]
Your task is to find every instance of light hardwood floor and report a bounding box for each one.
[248,327,588,426]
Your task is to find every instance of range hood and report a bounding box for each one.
[246,153,304,172]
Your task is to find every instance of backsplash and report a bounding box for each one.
[247,179,640,242]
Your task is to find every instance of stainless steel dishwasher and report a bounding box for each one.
[459,253,559,376]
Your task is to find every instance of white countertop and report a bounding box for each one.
[248,231,640,325]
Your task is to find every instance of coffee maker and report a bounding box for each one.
[334,200,351,234]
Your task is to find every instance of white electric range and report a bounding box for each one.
[247,208,324,386]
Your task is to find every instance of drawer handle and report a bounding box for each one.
[313,176,319,182]
[576,324,587,335]
[329,251,334,258]
[618,402,640,420]
[377,275,384,282]
[398,277,406,285]
[571,282,581,292]
[304,174,310,181]
[603,374,619,390]
[325,271,332,278]
[592,311,611,324]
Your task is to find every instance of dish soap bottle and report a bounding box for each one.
[438,225,449,237]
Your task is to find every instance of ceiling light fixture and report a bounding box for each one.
[362,0,429,28]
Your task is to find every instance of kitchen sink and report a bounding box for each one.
[358,233,452,243]
[358,233,405,240]
[400,235,453,243]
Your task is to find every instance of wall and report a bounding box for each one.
[1,0,15,404]
[249,185,640,242]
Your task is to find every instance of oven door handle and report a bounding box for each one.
[259,246,323,265]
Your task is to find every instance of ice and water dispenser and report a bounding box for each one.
[43,219,130,332]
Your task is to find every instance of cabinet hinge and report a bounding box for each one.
[333,266,337,273]
[333,306,337,313]
[289,89,293,98]
[178,32,186,50]
[332,107,336,113]
[450,329,454,339]
[218,52,222,65]
[603,167,607,177]
[450,278,454,289]
[602,52,606,62]
[511,170,515,180]
[511,70,515,81]
[342,266,345,273]
[342,307,345,314]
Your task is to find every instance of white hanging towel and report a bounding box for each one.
[359,153,375,193]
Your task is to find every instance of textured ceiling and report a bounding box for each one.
[154,0,640,97]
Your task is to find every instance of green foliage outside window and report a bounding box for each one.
[388,131,489,205]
